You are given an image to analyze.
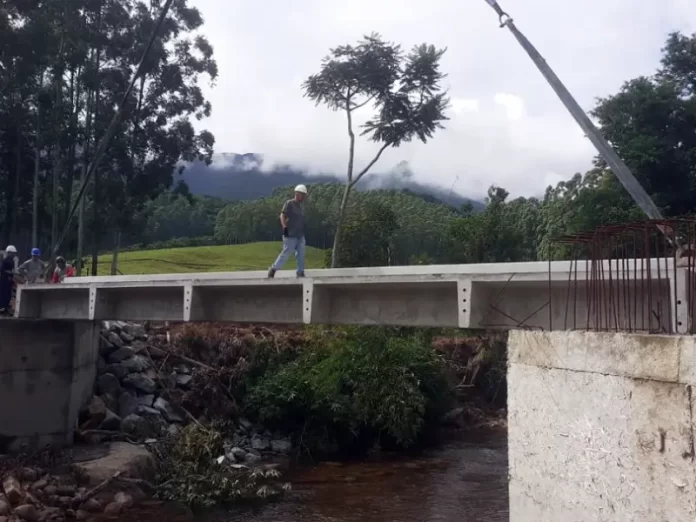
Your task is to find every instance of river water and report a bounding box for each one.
[134,430,508,522]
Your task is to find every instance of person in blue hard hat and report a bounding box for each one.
[18,247,48,284]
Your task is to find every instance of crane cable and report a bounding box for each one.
[481,0,683,247]
[51,0,177,259]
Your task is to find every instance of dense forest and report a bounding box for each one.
[153,31,696,267]
[0,0,216,273]
[1,0,696,273]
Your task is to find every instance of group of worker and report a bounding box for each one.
[0,183,308,314]
[0,246,74,315]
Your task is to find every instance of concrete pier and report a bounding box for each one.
[0,320,98,452]
[508,330,696,521]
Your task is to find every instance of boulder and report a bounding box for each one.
[251,435,270,451]
[0,496,8,515]
[135,405,161,418]
[118,391,139,418]
[228,447,248,461]
[137,394,154,407]
[105,363,129,380]
[124,323,147,340]
[119,331,135,343]
[103,502,122,516]
[55,485,76,497]
[75,510,90,521]
[131,340,147,354]
[80,498,102,513]
[96,357,107,375]
[174,374,193,388]
[79,396,108,430]
[122,355,151,373]
[98,409,122,431]
[107,332,124,349]
[108,346,135,363]
[97,374,121,397]
[13,504,38,522]
[29,479,46,492]
[113,492,134,509]
[153,398,183,423]
[2,476,23,506]
[121,414,145,435]
[37,507,63,521]
[76,442,155,485]
[122,373,156,394]
[271,438,292,454]
[244,452,261,464]
[146,346,166,359]
[98,336,117,358]
[238,418,253,432]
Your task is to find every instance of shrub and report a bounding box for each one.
[247,327,451,453]
[153,423,288,508]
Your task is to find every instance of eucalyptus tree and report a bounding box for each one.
[303,33,449,267]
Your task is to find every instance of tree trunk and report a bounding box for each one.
[32,106,41,248]
[90,170,99,275]
[12,114,21,238]
[50,147,60,261]
[330,182,353,268]
[76,164,85,276]
[110,229,121,275]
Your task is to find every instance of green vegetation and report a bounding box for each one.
[303,33,449,267]
[154,423,288,508]
[96,242,326,275]
[0,0,216,269]
[247,327,451,453]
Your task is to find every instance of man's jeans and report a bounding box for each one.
[272,236,305,275]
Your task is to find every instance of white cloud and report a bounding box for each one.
[451,98,480,114]
[191,0,696,199]
[494,93,526,121]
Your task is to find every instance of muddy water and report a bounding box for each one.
[207,432,508,522]
[125,432,508,522]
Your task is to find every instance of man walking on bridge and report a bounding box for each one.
[267,184,307,278]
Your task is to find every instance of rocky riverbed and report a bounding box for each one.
[1,321,506,521]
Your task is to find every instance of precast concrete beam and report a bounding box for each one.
[13,259,691,330]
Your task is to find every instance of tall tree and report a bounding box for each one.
[303,34,449,267]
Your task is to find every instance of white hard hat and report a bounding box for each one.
[294,184,308,194]
[5,245,17,253]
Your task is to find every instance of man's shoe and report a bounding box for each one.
[267,267,276,278]
[296,271,305,278]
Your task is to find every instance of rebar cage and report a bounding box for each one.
[550,218,696,334]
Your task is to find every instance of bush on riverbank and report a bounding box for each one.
[246,327,452,454]
[153,423,289,508]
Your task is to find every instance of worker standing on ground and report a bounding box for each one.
[52,256,75,283]
[0,246,19,314]
[18,248,48,284]
[267,184,308,278]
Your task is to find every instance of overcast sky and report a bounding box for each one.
[190,0,696,199]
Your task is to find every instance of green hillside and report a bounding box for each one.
[97,242,326,275]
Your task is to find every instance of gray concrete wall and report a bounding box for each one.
[508,330,696,522]
[0,320,98,452]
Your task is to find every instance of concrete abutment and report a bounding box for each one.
[0,319,98,452]
[508,329,696,521]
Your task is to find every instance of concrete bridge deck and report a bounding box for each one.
[14,259,690,331]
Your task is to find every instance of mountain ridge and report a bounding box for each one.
[180,153,484,210]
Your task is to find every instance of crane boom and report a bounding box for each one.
[482,0,664,222]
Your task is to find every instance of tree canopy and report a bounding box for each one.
[304,33,449,267]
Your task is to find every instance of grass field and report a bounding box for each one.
[96,242,326,275]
